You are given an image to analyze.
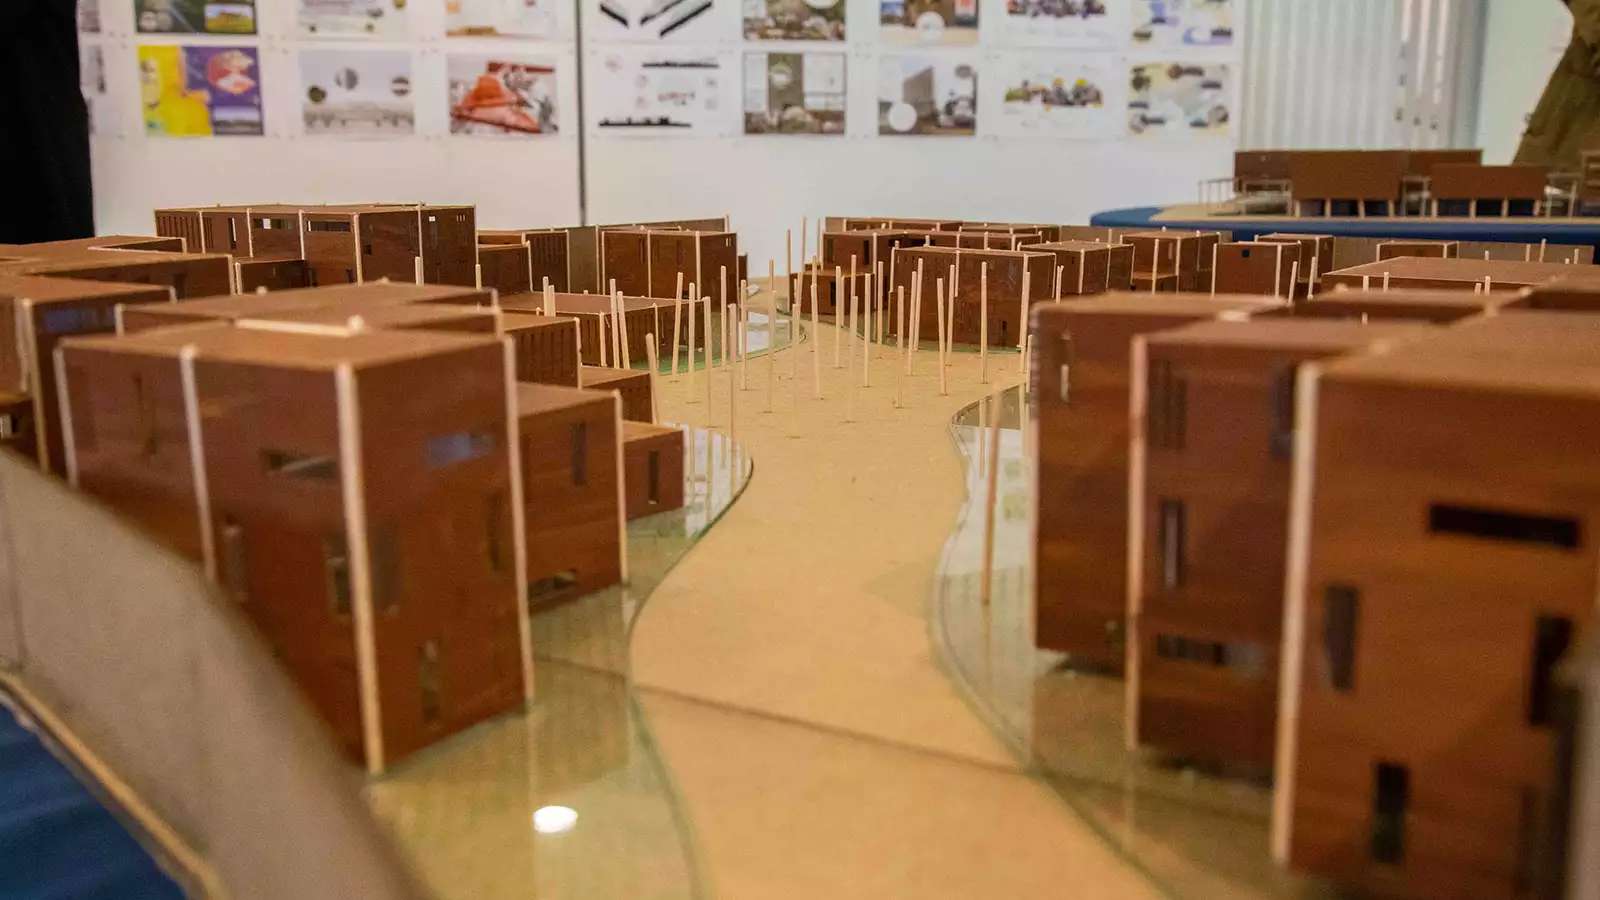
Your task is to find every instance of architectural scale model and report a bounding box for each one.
[1029,293,1284,669]
[1123,230,1223,293]
[621,421,687,520]
[891,246,1056,347]
[1322,256,1588,292]
[1210,241,1301,299]
[478,227,571,292]
[1297,287,1514,323]
[1128,318,1431,769]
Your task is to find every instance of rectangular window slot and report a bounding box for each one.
[529,570,578,600]
[1428,504,1580,550]
[363,243,374,256]
[307,220,352,233]
[419,639,441,725]
[221,517,248,603]
[1370,762,1409,864]
[1154,635,1266,676]
[1528,615,1574,726]
[1158,498,1185,590]
[1270,365,1297,459]
[41,306,116,335]
[647,450,661,504]
[570,423,588,486]
[263,449,338,480]
[227,218,238,250]
[325,535,352,618]
[133,373,158,458]
[486,492,506,572]
[1324,584,1359,692]
[1148,360,1187,449]
[425,430,493,468]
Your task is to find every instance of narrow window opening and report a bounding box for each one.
[647,450,661,504]
[1528,615,1574,726]
[419,639,441,725]
[262,448,338,480]
[529,570,578,601]
[1158,498,1185,590]
[325,534,351,618]
[1370,762,1409,864]
[133,373,159,458]
[1270,365,1297,459]
[221,516,248,602]
[1148,360,1187,449]
[1428,504,1580,550]
[1324,585,1359,691]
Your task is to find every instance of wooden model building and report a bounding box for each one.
[598,228,738,301]
[1321,256,1583,293]
[1275,312,1600,897]
[1298,287,1513,323]
[0,239,233,299]
[0,274,175,475]
[620,421,686,520]
[1511,272,1600,312]
[1256,233,1334,287]
[1028,293,1284,668]
[793,262,873,320]
[1124,230,1222,293]
[0,390,36,461]
[117,282,493,333]
[1127,318,1430,769]
[1550,629,1598,899]
[1018,241,1117,295]
[478,227,570,292]
[516,383,625,607]
[1376,240,1459,261]
[502,292,671,368]
[1287,150,1408,216]
[59,325,531,774]
[500,312,580,387]
[476,242,533,297]
[581,365,653,423]
[891,246,1056,347]
[1428,163,1548,216]
[1211,241,1301,300]
[236,256,311,293]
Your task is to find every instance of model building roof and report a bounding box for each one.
[245,303,495,332]
[1020,241,1117,252]
[1327,256,1583,286]
[0,236,184,256]
[580,365,646,388]
[622,420,682,442]
[500,311,577,331]
[1322,311,1600,397]
[897,246,1051,260]
[1035,292,1284,318]
[516,382,611,416]
[1145,318,1434,353]
[509,292,669,314]
[139,282,491,324]
[0,274,173,303]
[152,323,499,370]
[1309,287,1515,310]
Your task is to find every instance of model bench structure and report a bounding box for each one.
[1127,318,1432,770]
[1028,293,1284,669]
[59,324,532,775]
[1275,312,1600,898]
[890,246,1056,347]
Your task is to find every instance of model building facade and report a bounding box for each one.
[478,227,570,292]
[1129,319,1428,769]
[599,229,738,301]
[621,421,686,520]
[1276,312,1600,897]
[892,246,1056,347]
[581,365,653,423]
[1029,294,1281,669]
[516,383,625,607]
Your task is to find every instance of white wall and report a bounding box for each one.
[86,0,1240,267]
[1474,0,1570,163]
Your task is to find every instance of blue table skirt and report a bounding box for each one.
[1090,206,1600,259]
[0,699,184,899]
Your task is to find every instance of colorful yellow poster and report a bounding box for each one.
[139,45,265,137]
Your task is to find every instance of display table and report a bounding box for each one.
[1091,204,1600,257]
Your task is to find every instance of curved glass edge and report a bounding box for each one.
[929,389,1334,900]
[366,425,754,900]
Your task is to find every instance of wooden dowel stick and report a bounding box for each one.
[980,261,989,384]
[1382,271,1391,292]
[833,266,844,368]
[718,265,728,369]
[810,272,821,398]
[671,281,683,377]
[1288,260,1300,301]
[618,291,632,369]
[1539,238,1548,261]
[979,395,1002,609]
[686,284,697,402]
[767,259,776,413]
[740,278,750,390]
[1308,255,1319,300]
[863,273,873,388]
[704,301,713,414]
[645,336,659,423]
[935,277,948,396]
[846,286,857,422]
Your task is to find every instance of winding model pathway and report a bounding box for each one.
[630,319,1158,899]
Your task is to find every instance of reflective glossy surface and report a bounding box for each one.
[935,388,1333,900]
[367,426,752,900]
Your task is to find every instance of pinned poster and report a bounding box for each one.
[81,45,117,136]
[1127,61,1230,137]
[996,54,1114,138]
[300,49,416,137]
[743,51,845,135]
[877,55,976,136]
[134,0,257,34]
[1001,0,1123,48]
[879,0,977,46]
[591,51,726,136]
[743,0,845,41]
[448,56,559,136]
[138,45,264,137]
[1131,0,1234,48]
[446,0,559,38]
[589,0,725,42]
[298,0,409,37]
[78,0,101,32]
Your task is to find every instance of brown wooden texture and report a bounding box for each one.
[581,365,652,423]
[1213,242,1299,300]
[621,421,686,520]
[517,383,622,607]
[890,247,1056,346]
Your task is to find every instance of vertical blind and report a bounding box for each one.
[1240,0,1486,150]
